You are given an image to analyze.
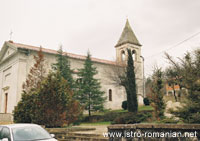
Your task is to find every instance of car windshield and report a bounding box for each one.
[12,125,52,141]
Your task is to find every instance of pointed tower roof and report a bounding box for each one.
[115,19,141,47]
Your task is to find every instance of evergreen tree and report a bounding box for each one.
[14,47,82,126]
[14,47,46,123]
[166,49,200,123]
[77,52,105,117]
[165,67,179,101]
[52,45,74,89]
[32,71,70,127]
[13,91,37,123]
[125,49,138,113]
[22,46,46,93]
[150,68,165,120]
[65,94,83,126]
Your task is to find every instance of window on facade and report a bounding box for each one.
[109,89,112,101]
[121,50,125,61]
[132,50,136,61]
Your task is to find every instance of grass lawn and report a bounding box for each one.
[138,105,153,111]
[111,105,153,112]
[79,105,154,125]
[90,105,153,116]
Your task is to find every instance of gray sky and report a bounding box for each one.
[0,0,200,76]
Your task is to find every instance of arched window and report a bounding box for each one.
[132,50,136,61]
[109,89,112,101]
[121,50,125,61]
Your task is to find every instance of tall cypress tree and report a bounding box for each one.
[125,49,138,113]
[77,52,105,117]
[52,45,74,89]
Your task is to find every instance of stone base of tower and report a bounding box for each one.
[138,94,144,105]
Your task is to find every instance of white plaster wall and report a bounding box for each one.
[16,58,28,103]
[0,53,19,113]
[7,61,19,113]
[0,71,3,112]
[25,51,127,110]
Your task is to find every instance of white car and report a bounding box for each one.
[0,124,57,141]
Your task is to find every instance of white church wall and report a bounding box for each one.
[93,63,127,109]
[23,51,127,110]
[0,53,19,113]
[16,58,28,103]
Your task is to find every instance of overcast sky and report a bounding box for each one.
[0,0,200,76]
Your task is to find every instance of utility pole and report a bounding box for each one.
[140,56,145,98]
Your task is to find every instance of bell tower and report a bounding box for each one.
[115,19,144,105]
[115,19,142,63]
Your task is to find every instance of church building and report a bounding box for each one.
[0,20,144,114]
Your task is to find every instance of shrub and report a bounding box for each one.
[81,109,153,124]
[171,108,200,124]
[103,111,122,121]
[143,97,150,106]
[15,72,82,127]
[66,99,83,126]
[113,112,138,124]
[113,111,152,124]
[137,111,152,122]
[32,72,74,127]
[72,114,84,125]
[83,115,104,122]
[13,92,37,123]
[122,101,127,110]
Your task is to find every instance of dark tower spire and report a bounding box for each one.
[115,19,141,47]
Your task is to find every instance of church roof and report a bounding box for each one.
[115,19,141,47]
[5,41,117,66]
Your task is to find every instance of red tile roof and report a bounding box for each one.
[7,41,117,65]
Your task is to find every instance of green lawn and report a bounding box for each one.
[91,109,126,116]
[110,105,153,112]
[90,105,153,116]
[138,105,153,111]
[79,105,153,125]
